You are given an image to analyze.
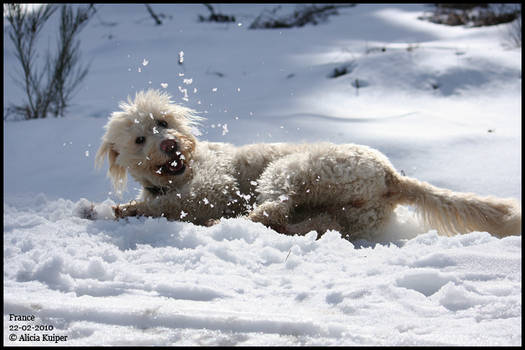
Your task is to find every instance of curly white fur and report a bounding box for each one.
[94,89,521,240]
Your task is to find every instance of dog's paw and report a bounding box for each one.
[74,198,98,220]
[74,198,117,220]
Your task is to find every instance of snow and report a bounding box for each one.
[3,4,521,346]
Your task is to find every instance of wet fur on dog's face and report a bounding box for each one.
[96,90,201,194]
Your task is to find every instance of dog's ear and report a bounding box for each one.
[96,141,127,195]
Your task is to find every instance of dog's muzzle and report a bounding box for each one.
[158,139,185,175]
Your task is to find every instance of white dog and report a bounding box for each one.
[92,89,521,240]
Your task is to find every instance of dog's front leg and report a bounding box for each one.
[112,198,204,223]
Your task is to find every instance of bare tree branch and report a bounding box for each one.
[145,4,162,25]
[5,4,94,120]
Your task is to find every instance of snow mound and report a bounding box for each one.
[3,197,521,345]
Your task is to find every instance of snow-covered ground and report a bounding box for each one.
[3,4,521,346]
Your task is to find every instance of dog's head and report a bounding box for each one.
[96,89,202,195]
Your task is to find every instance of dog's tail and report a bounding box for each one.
[392,175,521,238]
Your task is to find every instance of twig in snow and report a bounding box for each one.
[145,4,162,25]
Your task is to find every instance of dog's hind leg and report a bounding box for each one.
[248,200,292,233]
[284,213,344,237]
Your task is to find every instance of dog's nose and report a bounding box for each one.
[160,139,177,154]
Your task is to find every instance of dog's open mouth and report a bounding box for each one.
[157,154,185,176]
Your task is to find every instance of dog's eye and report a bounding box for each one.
[156,120,168,128]
[135,136,146,144]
